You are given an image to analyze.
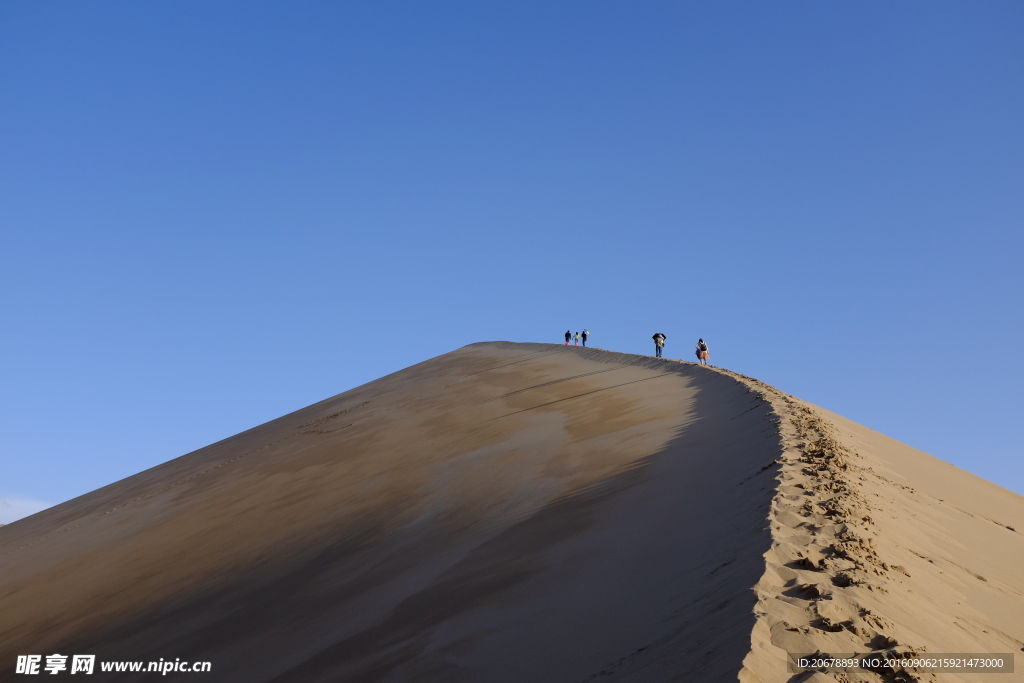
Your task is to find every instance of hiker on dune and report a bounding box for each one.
[565,330,572,346]
[581,329,589,347]
[574,332,580,346]
[695,338,710,365]
[652,333,666,358]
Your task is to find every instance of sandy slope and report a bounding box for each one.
[724,371,1024,683]
[0,343,780,682]
[1,342,1021,682]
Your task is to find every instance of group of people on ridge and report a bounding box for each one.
[565,329,589,346]
[652,333,711,365]
[558,329,709,365]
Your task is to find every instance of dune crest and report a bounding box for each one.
[1,342,1021,682]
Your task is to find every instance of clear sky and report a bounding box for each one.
[2,2,1022,522]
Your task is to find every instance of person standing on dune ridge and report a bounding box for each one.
[565,330,572,345]
[695,338,710,365]
[574,332,580,346]
[652,333,666,358]
[581,329,589,347]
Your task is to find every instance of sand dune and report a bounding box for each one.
[1,342,1021,682]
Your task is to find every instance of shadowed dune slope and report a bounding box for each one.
[0,343,782,682]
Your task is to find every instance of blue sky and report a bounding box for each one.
[2,2,1022,522]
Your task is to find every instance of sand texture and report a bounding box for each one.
[0,342,1021,682]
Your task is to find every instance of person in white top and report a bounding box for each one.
[695,339,710,365]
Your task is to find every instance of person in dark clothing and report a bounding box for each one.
[581,329,589,347]
[652,333,666,358]
[565,330,572,346]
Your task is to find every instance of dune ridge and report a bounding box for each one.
[1,342,1022,682]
